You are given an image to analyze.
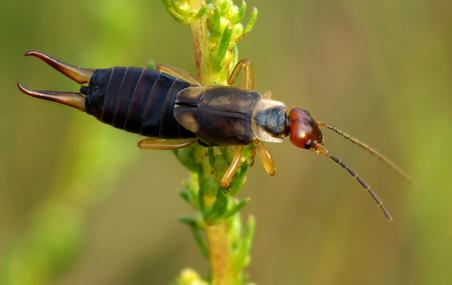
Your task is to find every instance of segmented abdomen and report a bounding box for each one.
[82,66,195,139]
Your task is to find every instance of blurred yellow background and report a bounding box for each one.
[1,0,451,284]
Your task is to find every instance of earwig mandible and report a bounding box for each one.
[18,51,412,221]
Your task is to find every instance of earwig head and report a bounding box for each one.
[288,108,323,150]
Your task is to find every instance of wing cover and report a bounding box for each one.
[174,86,262,145]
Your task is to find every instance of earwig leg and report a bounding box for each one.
[263,90,272,99]
[137,137,196,150]
[25,51,94,84]
[220,146,243,189]
[156,64,202,86]
[228,59,257,169]
[228,59,254,90]
[254,141,276,176]
[17,83,86,111]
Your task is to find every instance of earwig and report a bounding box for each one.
[18,51,411,221]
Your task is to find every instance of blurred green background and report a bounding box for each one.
[1,0,451,284]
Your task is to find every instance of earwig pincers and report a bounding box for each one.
[18,51,412,221]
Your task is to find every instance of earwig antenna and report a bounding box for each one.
[317,122,413,183]
[313,143,393,222]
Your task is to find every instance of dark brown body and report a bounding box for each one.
[81,67,195,139]
[174,86,265,145]
[81,67,282,146]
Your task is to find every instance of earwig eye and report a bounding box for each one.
[304,139,312,149]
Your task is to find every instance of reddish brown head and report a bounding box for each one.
[288,108,323,150]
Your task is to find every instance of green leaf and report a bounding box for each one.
[224,198,250,219]
[236,1,247,24]
[235,215,256,271]
[180,175,200,208]
[213,24,233,72]
[147,60,156,69]
[173,268,209,285]
[195,5,209,19]
[228,147,252,196]
[179,190,191,203]
[173,146,198,172]
[204,190,229,224]
[219,0,232,13]
[244,7,258,35]
[210,7,222,36]
[178,215,198,226]
[179,216,208,258]
[162,0,189,24]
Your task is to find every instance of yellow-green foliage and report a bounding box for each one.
[163,1,259,284]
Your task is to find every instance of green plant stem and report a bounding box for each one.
[165,1,258,283]
[190,2,234,284]
[190,0,210,84]
[206,224,234,285]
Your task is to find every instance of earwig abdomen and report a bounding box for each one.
[81,67,195,139]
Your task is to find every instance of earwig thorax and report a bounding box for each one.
[252,98,287,143]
